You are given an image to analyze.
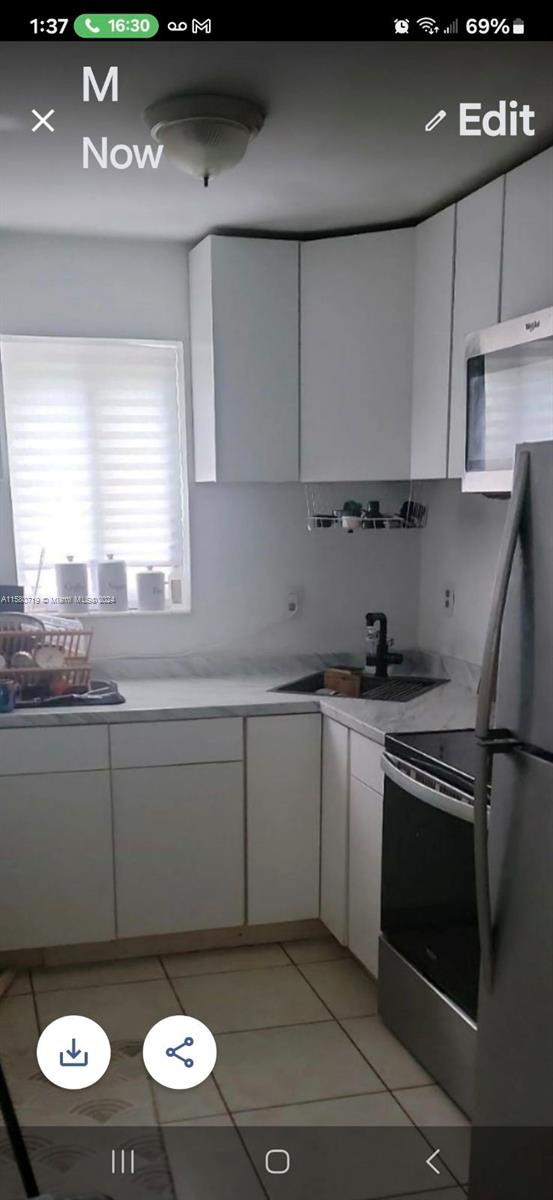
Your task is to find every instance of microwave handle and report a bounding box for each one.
[474,448,529,991]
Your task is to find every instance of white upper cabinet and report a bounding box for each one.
[448,177,503,479]
[501,148,553,320]
[411,206,456,480]
[300,230,415,481]
[189,235,299,482]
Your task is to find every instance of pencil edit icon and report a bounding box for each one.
[425,109,447,132]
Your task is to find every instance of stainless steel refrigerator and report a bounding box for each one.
[469,440,553,1198]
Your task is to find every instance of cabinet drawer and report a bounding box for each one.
[110,717,243,769]
[0,725,108,776]
[350,731,384,793]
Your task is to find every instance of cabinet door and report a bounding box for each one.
[411,206,456,479]
[0,771,115,950]
[448,178,503,479]
[501,148,553,320]
[113,762,244,937]
[247,714,321,923]
[348,776,383,978]
[300,230,414,481]
[320,718,349,944]
[189,235,299,482]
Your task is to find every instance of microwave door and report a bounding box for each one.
[463,307,553,494]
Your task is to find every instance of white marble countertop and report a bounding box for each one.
[0,652,479,744]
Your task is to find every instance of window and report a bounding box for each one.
[0,336,190,612]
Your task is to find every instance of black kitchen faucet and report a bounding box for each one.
[365,612,403,678]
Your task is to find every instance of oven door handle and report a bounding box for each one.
[382,752,474,824]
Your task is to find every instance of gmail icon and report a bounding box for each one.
[192,18,212,33]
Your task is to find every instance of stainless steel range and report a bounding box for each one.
[379,727,479,1117]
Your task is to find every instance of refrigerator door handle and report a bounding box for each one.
[474,448,530,990]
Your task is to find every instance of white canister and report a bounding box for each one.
[55,558,89,614]
[98,555,128,612]
[137,567,166,612]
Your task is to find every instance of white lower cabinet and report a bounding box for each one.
[320,717,349,943]
[113,762,244,937]
[348,775,383,979]
[247,714,321,923]
[0,771,115,950]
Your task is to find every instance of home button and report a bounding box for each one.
[265,1148,291,1175]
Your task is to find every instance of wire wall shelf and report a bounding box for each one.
[304,484,427,532]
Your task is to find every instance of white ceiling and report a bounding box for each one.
[1,39,552,242]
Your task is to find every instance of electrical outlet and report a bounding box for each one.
[443,585,455,616]
[286,589,302,618]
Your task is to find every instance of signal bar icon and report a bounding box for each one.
[443,19,459,35]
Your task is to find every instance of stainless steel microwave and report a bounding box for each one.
[463,307,553,494]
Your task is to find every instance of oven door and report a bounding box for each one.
[381,751,480,1020]
[463,306,553,494]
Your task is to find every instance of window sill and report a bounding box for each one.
[82,607,191,618]
[24,607,191,620]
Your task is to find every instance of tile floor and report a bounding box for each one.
[0,936,470,1200]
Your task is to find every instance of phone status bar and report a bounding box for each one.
[7,13,553,41]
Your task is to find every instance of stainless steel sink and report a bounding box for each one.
[272,671,447,702]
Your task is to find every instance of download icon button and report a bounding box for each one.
[37,1015,111,1090]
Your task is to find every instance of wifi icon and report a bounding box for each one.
[417,17,439,34]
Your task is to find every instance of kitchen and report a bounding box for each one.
[0,32,552,1200]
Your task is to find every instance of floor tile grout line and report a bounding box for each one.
[29,954,328,994]
[227,1085,395,1116]
[279,940,297,965]
[165,959,292,979]
[291,954,462,1144]
[282,948,410,1105]
[335,1014,441,1097]
[279,940,353,968]
[388,1087,468,1191]
[165,961,300,985]
[26,941,351,992]
[334,1013,406,1098]
[28,968,41,1040]
[214,1015,336,1038]
[158,953,233,1124]
[357,1185,463,1200]
[291,959,352,1023]
[30,971,170,995]
[230,1116,272,1200]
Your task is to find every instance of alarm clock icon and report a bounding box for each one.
[394,19,409,34]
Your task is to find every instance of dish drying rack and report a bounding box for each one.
[304,484,428,531]
[0,616,93,694]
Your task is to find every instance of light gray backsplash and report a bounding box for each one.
[417,479,507,665]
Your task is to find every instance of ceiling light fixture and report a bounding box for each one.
[144,93,265,187]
